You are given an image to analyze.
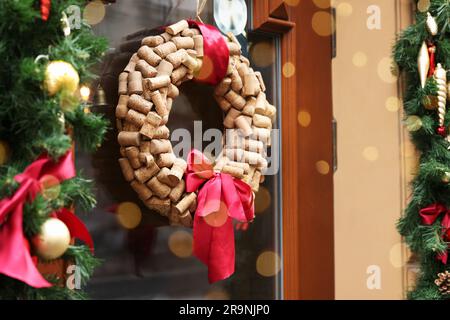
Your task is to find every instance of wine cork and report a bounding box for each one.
[134,162,160,183]
[145,197,171,216]
[116,119,123,131]
[179,211,193,227]
[154,42,177,58]
[235,115,253,137]
[116,95,129,119]
[226,62,234,75]
[245,139,264,153]
[169,180,185,202]
[140,141,151,153]
[120,147,127,157]
[227,161,250,174]
[227,42,241,56]
[160,115,169,125]
[126,109,146,127]
[193,35,204,57]
[146,111,162,127]
[255,92,267,114]
[124,53,139,73]
[168,208,181,225]
[137,46,162,66]
[130,180,153,200]
[118,158,134,182]
[237,63,249,79]
[145,75,171,90]
[141,35,164,47]
[182,28,200,37]
[166,98,173,113]
[254,71,266,92]
[243,73,261,97]
[181,53,198,71]
[172,36,194,49]
[227,32,241,49]
[139,152,155,167]
[122,121,139,132]
[230,69,243,92]
[166,49,187,68]
[173,192,197,215]
[214,77,231,96]
[253,114,272,128]
[152,125,170,139]
[160,32,172,42]
[242,97,256,116]
[167,158,187,186]
[257,157,268,170]
[125,146,141,169]
[224,90,246,110]
[135,59,157,78]
[149,90,168,117]
[222,165,244,179]
[118,131,141,146]
[167,83,179,98]
[213,156,229,172]
[252,127,270,145]
[128,71,143,95]
[156,153,176,168]
[223,108,241,128]
[150,139,172,154]
[156,59,174,77]
[140,123,155,139]
[251,170,262,192]
[118,72,128,95]
[128,94,153,114]
[265,103,276,122]
[215,95,232,112]
[243,150,263,166]
[147,176,171,199]
[224,148,245,161]
[189,196,197,212]
[171,65,188,84]
[156,167,172,186]
[166,20,189,35]
[240,55,250,66]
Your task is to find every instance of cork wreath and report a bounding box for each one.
[115,20,275,279]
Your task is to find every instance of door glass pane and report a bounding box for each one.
[77,0,282,299]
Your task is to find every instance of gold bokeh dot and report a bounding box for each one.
[312,11,334,37]
[352,51,367,67]
[389,243,404,268]
[39,174,61,200]
[315,160,330,175]
[116,202,142,229]
[205,289,230,300]
[250,42,275,68]
[0,141,10,165]
[405,115,423,132]
[337,2,353,17]
[256,251,282,277]
[168,230,193,258]
[284,0,300,6]
[377,57,398,84]
[362,146,379,162]
[313,0,330,9]
[298,111,311,127]
[282,62,296,78]
[83,0,106,26]
[255,186,271,214]
[417,0,430,12]
[385,96,401,112]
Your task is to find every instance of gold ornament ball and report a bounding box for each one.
[423,95,438,110]
[31,218,71,260]
[45,61,80,96]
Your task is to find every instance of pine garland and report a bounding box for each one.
[0,0,108,299]
[394,0,450,300]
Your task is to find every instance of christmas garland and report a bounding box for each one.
[116,20,275,282]
[394,0,450,300]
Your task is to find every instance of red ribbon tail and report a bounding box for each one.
[56,208,94,253]
[40,0,51,21]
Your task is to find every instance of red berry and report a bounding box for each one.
[437,126,446,137]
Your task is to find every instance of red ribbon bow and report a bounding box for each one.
[185,150,254,283]
[420,203,450,264]
[0,151,94,288]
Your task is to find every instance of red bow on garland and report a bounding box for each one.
[420,203,450,264]
[0,151,93,288]
[185,150,254,283]
[40,0,51,21]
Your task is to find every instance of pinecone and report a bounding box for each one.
[435,271,450,295]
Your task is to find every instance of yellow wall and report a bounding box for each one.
[332,0,414,299]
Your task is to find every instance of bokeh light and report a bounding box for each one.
[298,111,311,127]
[282,62,296,78]
[284,0,300,6]
[117,201,142,229]
[389,242,405,268]
[80,85,90,102]
[255,186,271,214]
[312,11,334,37]
[313,0,330,9]
[250,42,275,68]
[315,160,330,175]
[377,57,398,84]
[352,51,367,67]
[205,288,230,300]
[39,174,61,200]
[417,0,430,12]
[168,230,193,258]
[385,96,401,112]
[405,115,422,132]
[256,251,282,277]
[83,0,106,26]
[362,146,379,162]
[337,2,353,17]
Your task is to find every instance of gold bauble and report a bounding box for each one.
[31,218,71,260]
[44,61,79,96]
[423,95,438,110]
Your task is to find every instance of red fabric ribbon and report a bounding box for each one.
[185,149,254,283]
[187,20,230,86]
[0,151,93,288]
[427,42,436,77]
[420,203,450,264]
[40,0,51,21]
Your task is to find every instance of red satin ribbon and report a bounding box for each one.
[185,149,254,283]
[0,151,93,288]
[40,0,51,21]
[420,203,450,264]
[188,20,230,86]
[427,43,436,77]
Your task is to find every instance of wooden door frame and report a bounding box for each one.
[251,0,334,300]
